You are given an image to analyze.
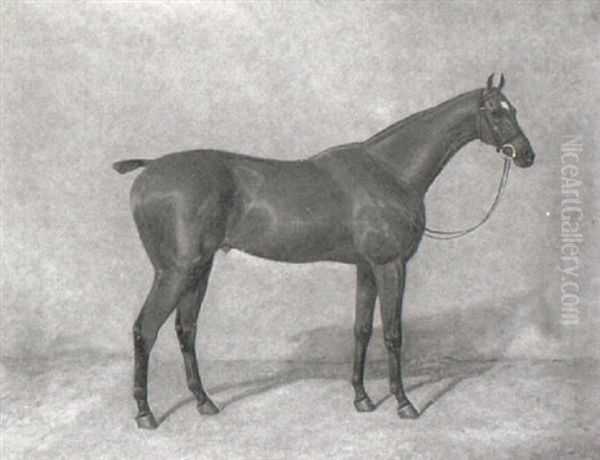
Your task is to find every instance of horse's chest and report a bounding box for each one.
[351,191,424,264]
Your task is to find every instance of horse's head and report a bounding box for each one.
[478,74,535,168]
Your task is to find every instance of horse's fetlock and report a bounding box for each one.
[188,381,204,395]
[133,386,146,400]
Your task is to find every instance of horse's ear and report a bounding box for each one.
[487,73,495,91]
[498,73,505,90]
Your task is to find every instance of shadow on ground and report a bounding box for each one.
[158,288,545,425]
[4,286,597,459]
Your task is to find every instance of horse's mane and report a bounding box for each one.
[366,89,481,145]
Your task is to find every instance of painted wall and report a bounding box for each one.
[1,2,598,362]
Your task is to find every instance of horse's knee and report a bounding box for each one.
[384,334,402,351]
[175,321,197,347]
[354,325,372,343]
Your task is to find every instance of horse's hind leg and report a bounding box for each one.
[131,203,225,427]
[174,257,219,415]
[133,268,190,429]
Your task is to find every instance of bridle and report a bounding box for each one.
[477,90,522,161]
[424,91,519,240]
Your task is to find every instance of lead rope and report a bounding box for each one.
[424,158,511,240]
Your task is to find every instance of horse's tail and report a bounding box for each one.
[112,159,151,174]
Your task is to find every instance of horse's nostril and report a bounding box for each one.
[523,150,535,166]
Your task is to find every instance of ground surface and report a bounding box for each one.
[1,351,598,460]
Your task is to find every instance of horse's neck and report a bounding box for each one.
[366,90,481,195]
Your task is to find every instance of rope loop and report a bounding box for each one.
[424,158,511,240]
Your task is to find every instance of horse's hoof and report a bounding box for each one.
[354,396,376,412]
[397,401,420,419]
[197,398,220,415]
[136,412,158,429]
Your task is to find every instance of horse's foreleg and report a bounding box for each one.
[174,257,219,416]
[373,260,419,419]
[133,269,189,429]
[352,264,377,412]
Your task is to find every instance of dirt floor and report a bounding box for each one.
[1,348,598,459]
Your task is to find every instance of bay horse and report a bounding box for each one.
[114,75,534,429]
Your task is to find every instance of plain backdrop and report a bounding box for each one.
[1,1,598,364]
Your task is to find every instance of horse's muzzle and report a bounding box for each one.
[506,136,535,168]
[514,147,535,168]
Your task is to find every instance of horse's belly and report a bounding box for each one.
[222,162,356,263]
[225,221,355,263]
[224,198,356,262]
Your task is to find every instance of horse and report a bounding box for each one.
[113,74,535,429]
